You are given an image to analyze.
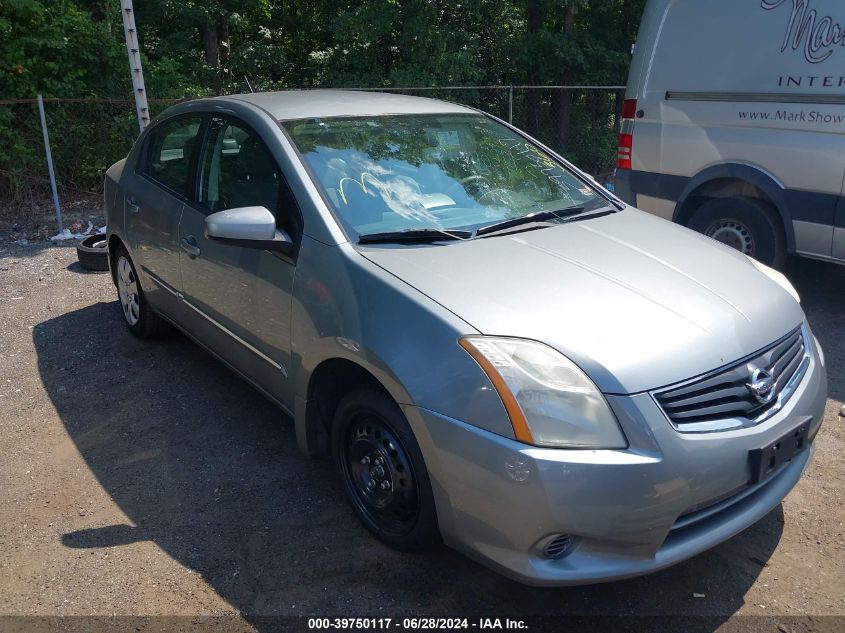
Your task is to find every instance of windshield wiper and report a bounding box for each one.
[358,228,473,244]
[474,207,587,237]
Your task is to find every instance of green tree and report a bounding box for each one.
[1,0,646,198]
[0,0,126,98]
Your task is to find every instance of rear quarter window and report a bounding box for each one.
[142,116,203,196]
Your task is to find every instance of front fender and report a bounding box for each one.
[290,236,515,452]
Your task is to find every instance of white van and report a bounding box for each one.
[617,0,845,267]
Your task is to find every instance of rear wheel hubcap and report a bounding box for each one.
[116,256,140,326]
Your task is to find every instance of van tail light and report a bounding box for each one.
[617,98,637,170]
[617,133,633,170]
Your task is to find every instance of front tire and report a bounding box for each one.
[113,245,170,339]
[687,197,786,268]
[332,389,439,550]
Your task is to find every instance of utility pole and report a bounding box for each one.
[120,0,150,132]
[37,95,62,233]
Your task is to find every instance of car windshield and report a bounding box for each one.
[282,114,607,239]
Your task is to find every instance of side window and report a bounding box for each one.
[199,118,282,216]
[143,116,203,196]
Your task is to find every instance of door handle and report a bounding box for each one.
[126,197,140,214]
[180,236,201,258]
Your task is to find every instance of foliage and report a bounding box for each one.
[0,0,645,200]
[0,0,127,99]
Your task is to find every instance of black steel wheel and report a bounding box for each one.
[332,389,439,550]
[344,416,419,534]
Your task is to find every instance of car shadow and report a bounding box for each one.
[35,300,783,630]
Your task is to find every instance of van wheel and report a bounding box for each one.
[688,197,786,268]
[332,389,439,551]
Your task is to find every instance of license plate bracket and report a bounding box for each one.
[749,417,811,485]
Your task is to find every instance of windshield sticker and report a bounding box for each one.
[436,130,461,148]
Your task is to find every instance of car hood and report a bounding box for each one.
[360,208,805,394]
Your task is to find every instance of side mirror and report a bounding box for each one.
[205,206,293,254]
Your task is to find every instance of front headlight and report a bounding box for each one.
[748,257,800,303]
[459,337,627,449]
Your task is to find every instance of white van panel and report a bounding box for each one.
[795,220,838,257]
[635,194,675,220]
[644,1,845,98]
[834,228,845,259]
[652,100,845,196]
[622,0,845,263]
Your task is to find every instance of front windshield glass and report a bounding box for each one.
[282,114,606,237]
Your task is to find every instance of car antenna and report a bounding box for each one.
[244,75,255,93]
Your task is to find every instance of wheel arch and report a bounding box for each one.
[107,233,125,286]
[673,163,794,251]
[296,354,413,458]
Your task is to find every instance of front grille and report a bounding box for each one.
[655,325,810,433]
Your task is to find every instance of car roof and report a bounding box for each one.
[217,89,477,121]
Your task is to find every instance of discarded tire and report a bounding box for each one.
[76,234,110,272]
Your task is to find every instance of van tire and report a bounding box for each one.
[687,197,786,268]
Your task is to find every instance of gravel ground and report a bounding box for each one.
[0,243,843,632]
[0,196,103,244]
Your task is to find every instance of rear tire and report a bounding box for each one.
[687,197,786,268]
[113,245,170,339]
[332,389,440,551]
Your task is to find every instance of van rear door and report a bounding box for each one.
[615,0,667,214]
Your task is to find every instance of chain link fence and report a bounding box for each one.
[0,98,178,204]
[0,86,624,206]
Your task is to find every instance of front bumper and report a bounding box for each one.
[402,336,827,586]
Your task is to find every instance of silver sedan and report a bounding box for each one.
[103,90,827,585]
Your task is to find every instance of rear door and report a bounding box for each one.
[177,115,300,406]
[122,115,204,317]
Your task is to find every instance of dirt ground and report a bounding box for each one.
[0,242,843,632]
[0,196,104,244]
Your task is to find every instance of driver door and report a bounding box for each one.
[178,116,299,407]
